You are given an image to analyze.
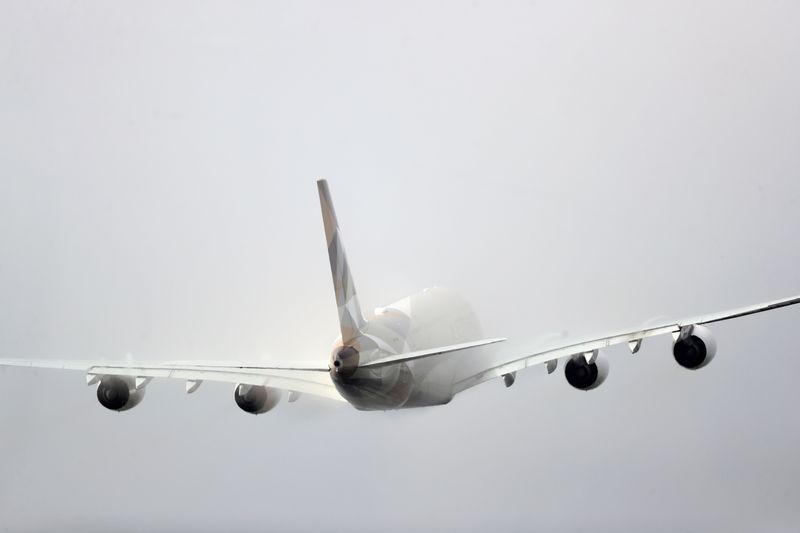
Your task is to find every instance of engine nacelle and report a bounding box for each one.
[234,384,281,414]
[564,355,609,391]
[673,324,717,370]
[96,376,145,411]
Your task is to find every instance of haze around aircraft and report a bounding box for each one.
[2,180,798,414]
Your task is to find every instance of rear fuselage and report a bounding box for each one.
[329,287,483,410]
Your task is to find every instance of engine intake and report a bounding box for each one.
[96,376,145,411]
[234,384,281,414]
[673,324,717,369]
[565,355,609,391]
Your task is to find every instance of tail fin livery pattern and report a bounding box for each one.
[317,179,367,343]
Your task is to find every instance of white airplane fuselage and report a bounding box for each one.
[329,287,483,410]
[2,179,799,416]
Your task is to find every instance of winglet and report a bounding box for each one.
[317,180,366,343]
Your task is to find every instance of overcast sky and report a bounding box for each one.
[1,1,800,531]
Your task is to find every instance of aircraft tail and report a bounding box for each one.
[317,180,367,343]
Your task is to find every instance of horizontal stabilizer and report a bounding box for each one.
[360,338,506,369]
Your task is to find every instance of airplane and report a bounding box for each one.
[1,179,799,414]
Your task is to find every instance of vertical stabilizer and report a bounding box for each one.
[317,180,366,343]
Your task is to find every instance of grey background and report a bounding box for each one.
[1,1,799,531]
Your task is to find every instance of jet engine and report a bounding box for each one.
[96,375,146,411]
[234,384,281,414]
[672,324,717,370]
[564,355,609,391]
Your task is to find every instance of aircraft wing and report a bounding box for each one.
[0,358,345,402]
[454,293,800,393]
